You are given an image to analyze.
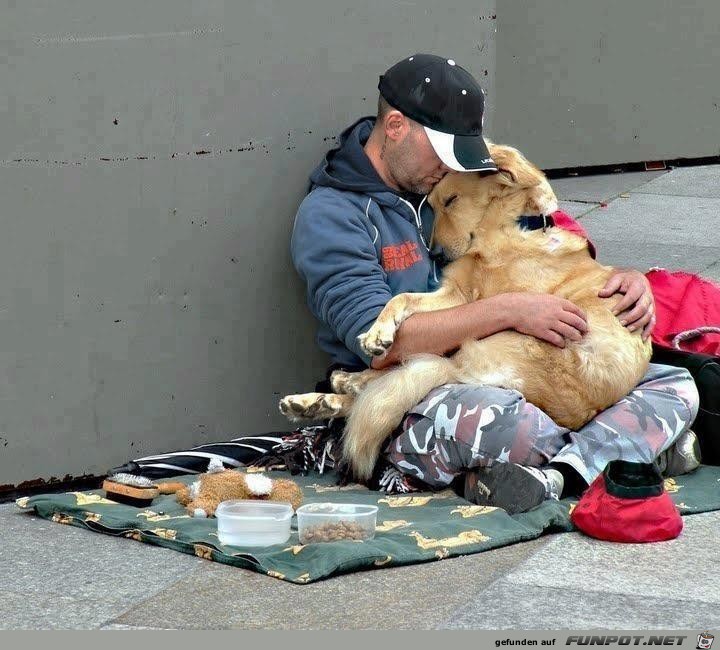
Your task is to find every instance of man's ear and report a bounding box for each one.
[384,110,408,142]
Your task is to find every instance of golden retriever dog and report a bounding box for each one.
[280,144,652,480]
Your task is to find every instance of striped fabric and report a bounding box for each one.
[108,433,289,479]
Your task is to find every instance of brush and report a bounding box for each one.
[102,473,159,507]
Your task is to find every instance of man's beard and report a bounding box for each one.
[395,163,433,194]
[387,139,432,195]
[406,180,433,195]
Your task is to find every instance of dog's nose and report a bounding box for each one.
[430,244,452,267]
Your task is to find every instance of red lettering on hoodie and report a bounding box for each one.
[381,241,423,272]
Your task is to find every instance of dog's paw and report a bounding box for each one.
[279,393,346,421]
[279,395,312,421]
[358,322,396,357]
[330,370,365,395]
[330,370,352,394]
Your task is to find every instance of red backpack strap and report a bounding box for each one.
[672,327,720,351]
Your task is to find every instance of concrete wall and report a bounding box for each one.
[0,1,497,486]
[494,0,720,168]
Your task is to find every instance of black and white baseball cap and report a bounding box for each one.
[378,53,497,173]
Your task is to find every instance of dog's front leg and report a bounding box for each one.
[358,284,467,357]
[330,367,388,395]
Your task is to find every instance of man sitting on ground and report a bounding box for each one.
[290,53,701,513]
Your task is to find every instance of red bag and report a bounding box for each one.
[551,210,597,259]
[646,269,720,357]
[571,461,683,543]
[551,212,720,356]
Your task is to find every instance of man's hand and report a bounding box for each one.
[598,269,655,341]
[508,293,588,348]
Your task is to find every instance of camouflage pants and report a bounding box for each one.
[386,363,699,492]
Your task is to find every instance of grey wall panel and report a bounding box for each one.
[494,0,720,168]
[0,1,496,484]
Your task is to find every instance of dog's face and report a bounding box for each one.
[427,144,558,260]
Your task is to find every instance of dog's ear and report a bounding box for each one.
[488,145,519,186]
[489,144,542,189]
[494,167,516,187]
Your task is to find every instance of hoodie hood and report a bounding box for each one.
[294,117,442,367]
[308,116,403,205]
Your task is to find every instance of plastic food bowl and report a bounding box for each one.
[215,500,293,547]
[296,502,378,544]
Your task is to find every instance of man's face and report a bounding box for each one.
[386,120,453,195]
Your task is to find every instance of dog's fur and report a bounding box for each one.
[281,144,652,480]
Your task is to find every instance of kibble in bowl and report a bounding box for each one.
[296,503,378,544]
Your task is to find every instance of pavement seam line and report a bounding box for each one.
[631,190,720,200]
[500,577,720,607]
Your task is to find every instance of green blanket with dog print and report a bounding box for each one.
[15,466,720,584]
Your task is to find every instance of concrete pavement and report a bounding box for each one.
[2,164,719,629]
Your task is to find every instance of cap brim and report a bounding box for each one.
[424,126,498,173]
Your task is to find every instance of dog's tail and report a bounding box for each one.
[342,354,456,481]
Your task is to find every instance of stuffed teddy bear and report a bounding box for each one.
[167,459,303,518]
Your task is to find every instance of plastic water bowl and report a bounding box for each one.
[215,500,293,547]
[296,502,378,544]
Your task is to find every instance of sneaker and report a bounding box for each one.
[369,461,423,494]
[376,466,423,494]
[655,429,702,477]
[466,463,564,515]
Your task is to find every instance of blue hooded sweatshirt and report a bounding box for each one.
[291,116,443,368]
